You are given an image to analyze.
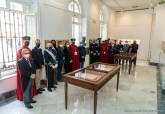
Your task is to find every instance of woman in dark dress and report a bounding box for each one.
[64,42,72,73]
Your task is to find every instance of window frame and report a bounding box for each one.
[0,2,37,79]
[0,0,7,8]
[100,11,108,41]
[68,0,82,46]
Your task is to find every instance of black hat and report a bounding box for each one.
[71,38,76,41]
[22,36,30,40]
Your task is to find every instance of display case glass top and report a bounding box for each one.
[87,62,118,72]
[69,69,106,82]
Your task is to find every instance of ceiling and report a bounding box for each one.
[102,0,165,11]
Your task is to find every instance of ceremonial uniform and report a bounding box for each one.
[79,45,86,68]
[69,43,80,71]
[44,48,58,90]
[99,42,109,63]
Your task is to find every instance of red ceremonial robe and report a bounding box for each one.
[16,47,37,101]
[69,44,80,71]
[99,43,109,63]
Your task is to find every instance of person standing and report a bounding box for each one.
[51,40,56,50]
[16,36,37,101]
[64,42,72,73]
[44,42,58,92]
[32,39,45,94]
[94,40,100,62]
[79,42,86,68]
[123,40,130,53]
[89,40,94,64]
[131,40,139,65]
[106,39,112,63]
[69,38,80,71]
[56,41,65,81]
[99,41,109,63]
[117,40,124,64]
[17,48,37,109]
[117,40,123,53]
[131,40,139,54]
[90,40,99,64]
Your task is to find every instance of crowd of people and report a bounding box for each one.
[16,36,138,109]
[89,38,139,64]
[16,36,86,109]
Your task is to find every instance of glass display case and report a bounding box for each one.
[70,69,106,82]
[64,62,121,114]
[87,63,116,72]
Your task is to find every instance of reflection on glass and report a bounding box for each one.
[90,64,115,72]
[71,69,106,82]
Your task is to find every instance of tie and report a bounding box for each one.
[27,60,32,67]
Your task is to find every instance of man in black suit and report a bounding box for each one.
[131,40,139,53]
[17,48,37,109]
[56,41,64,82]
[32,39,45,94]
[131,40,139,65]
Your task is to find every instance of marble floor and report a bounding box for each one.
[0,65,158,114]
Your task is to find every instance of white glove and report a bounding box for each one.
[52,65,55,69]
[55,64,58,68]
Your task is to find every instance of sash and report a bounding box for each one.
[45,49,56,61]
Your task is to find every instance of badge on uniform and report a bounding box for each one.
[74,52,78,55]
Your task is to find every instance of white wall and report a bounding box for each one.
[87,0,112,40]
[0,76,16,94]
[150,4,165,63]
[40,0,72,40]
[109,9,153,61]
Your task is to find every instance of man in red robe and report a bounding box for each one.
[99,41,109,63]
[16,36,37,101]
[69,38,80,71]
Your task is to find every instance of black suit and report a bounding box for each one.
[63,46,72,73]
[17,58,36,106]
[32,47,44,69]
[18,58,36,92]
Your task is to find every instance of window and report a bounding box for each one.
[100,11,107,41]
[0,0,6,8]
[25,15,37,48]
[10,2,23,12]
[68,0,81,14]
[0,9,25,77]
[0,8,36,78]
[68,0,82,45]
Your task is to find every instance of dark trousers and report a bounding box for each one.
[23,79,34,106]
[57,64,63,81]
[80,62,85,68]
[47,66,55,89]
[90,56,97,64]
[64,62,72,73]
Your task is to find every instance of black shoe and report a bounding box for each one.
[40,88,45,91]
[52,86,57,89]
[26,105,33,109]
[59,79,64,82]
[48,88,52,92]
[31,100,37,103]
[37,89,42,94]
